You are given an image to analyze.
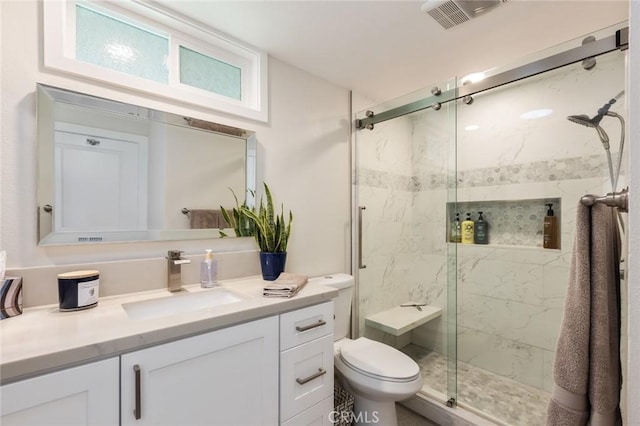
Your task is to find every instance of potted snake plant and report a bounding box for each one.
[241,183,293,280]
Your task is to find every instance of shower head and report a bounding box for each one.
[567,91,624,147]
[567,114,597,127]
[568,90,625,128]
[567,114,610,147]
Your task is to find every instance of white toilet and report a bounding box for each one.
[311,274,422,426]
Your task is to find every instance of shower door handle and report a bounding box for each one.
[359,206,366,269]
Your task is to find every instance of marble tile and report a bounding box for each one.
[356,116,413,176]
[402,344,550,426]
[457,155,610,188]
[457,326,546,390]
[458,293,562,351]
[459,258,545,305]
[542,264,570,308]
[356,46,625,425]
[458,244,565,265]
[411,316,448,354]
[542,349,555,393]
[359,168,413,191]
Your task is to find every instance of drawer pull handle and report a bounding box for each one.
[133,364,141,420]
[296,368,327,385]
[295,320,326,332]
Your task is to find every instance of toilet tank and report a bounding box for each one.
[309,273,354,340]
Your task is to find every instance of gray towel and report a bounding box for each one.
[546,203,622,426]
[189,209,222,229]
[263,273,308,298]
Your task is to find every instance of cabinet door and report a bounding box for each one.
[0,357,119,426]
[121,316,279,426]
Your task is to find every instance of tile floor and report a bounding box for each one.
[401,344,550,425]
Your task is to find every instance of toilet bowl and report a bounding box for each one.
[334,337,422,426]
[310,274,422,426]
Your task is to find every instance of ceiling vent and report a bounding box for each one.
[422,0,504,30]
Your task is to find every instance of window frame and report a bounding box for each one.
[43,0,268,122]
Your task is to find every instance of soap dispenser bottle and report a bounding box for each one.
[474,211,489,244]
[200,249,218,288]
[543,204,559,249]
[450,212,462,243]
[461,213,475,244]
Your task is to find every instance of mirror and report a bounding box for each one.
[36,84,256,245]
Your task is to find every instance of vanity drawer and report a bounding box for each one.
[281,396,333,426]
[280,301,333,350]
[280,334,334,422]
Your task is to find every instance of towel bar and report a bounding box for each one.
[580,187,628,212]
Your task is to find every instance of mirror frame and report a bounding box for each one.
[36,84,257,245]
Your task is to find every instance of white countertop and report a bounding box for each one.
[0,276,338,384]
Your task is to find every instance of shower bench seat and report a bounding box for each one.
[365,304,442,336]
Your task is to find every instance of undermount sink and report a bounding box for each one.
[123,287,245,320]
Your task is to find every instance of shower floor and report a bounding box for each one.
[401,344,550,425]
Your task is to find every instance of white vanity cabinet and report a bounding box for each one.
[280,301,335,425]
[0,357,119,426]
[121,316,279,426]
[0,297,337,426]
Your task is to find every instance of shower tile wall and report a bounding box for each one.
[414,50,627,394]
[357,114,416,338]
[358,49,626,403]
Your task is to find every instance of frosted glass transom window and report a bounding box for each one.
[44,0,268,121]
[179,46,242,100]
[75,5,169,84]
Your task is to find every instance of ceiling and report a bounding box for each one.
[155,0,629,103]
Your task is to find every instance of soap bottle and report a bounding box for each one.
[461,213,475,244]
[450,212,462,243]
[474,211,489,244]
[543,204,559,249]
[200,249,218,288]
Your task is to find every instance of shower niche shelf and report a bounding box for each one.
[446,197,561,249]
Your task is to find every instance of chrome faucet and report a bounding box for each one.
[167,250,190,292]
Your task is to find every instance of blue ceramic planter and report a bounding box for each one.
[259,252,287,281]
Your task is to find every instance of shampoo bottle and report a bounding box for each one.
[200,249,218,288]
[461,213,475,244]
[474,211,489,244]
[450,212,462,243]
[543,204,559,249]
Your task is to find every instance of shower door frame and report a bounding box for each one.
[356,27,628,131]
[351,23,629,411]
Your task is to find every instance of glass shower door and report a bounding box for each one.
[452,46,627,425]
[353,77,458,404]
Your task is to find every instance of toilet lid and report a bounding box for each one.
[339,337,419,381]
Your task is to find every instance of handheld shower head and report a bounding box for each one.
[567,91,623,146]
[567,114,596,127]
[568,92,625,195]
[566,114,609,146]
[568,90,625,128]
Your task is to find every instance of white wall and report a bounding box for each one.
[0,1,350,296]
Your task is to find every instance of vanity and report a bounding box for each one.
[0,277,338,425]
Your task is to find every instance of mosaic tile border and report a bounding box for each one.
[359,154,611,191]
